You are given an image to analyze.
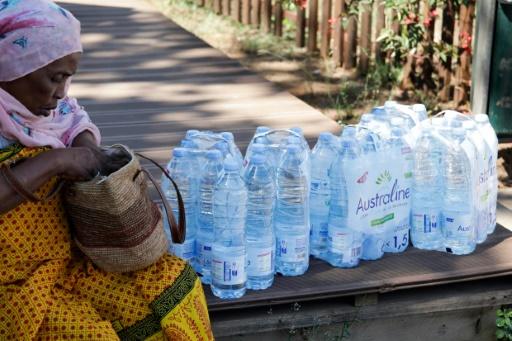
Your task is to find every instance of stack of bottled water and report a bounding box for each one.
[411,111,499,254]
[160,106,500,299]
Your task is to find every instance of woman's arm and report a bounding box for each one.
[0,147,102,214]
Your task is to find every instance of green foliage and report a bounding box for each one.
[497,308,512,340]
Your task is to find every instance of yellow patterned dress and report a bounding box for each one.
[0,146,214,340]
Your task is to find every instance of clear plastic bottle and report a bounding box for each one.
[275,144,310,276]
[221,132,244,169]
[327,138,363,268]
[358,131,386,261]
[474,114,499,235]
[211,159,248,299]
[442,128,476,255]
[244,153,275,290]
[310,132,338,259]
[163,148,198,265]
[412,104,428,121]
[382,127,412,253]
[463,120,490,244]
[196,150,223,284]
[411,126,444,250]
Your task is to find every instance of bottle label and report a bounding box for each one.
[212,254,246,285]
[276,235,308,262]
[328,229,353,253]
[196,240,212,269]
[340,245,362,264]
[412,209,439,234]
[172,240,195,261]
[442,213,473,238]
[383,220,409,252]
[310,222,328,241]
[247,246,273,276]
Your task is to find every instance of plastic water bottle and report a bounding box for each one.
[256,126,271,134]
[275,144,310,276]
[442,128,476,255]
[211,159,248,299]
[474,114,498,235]
[327,138,362,268]
[357,131,386,261]
[463,120,491,243]
[412,104,428,121]
[244,153,275,290]
[196,150,223,284]
[310,132,338,259]
[411,126,444,250]
[163,148,198,264]
[341,125,357,139]
[370,107,391,139]
[221,132,244,169]
[382,127,412,253]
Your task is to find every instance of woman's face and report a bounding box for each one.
[0,52,81,117]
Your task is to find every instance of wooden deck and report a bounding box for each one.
[60,0,340,171]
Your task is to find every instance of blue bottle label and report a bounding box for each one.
[196,240,212,269]
[412,210,439,234]
[247,246,273,276]
[212,254,246,285]
[276,235,308,262]
[443,213,473,238]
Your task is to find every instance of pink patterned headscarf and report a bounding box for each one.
[0,0,100,148]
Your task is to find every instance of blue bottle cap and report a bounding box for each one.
[474,114,489,124]
[181,139,198,148]
[453,127,466,138]
[256,126,270,134]
[224,159,239,171]
[206,149,222,160]
[185,129,199,139]
[391,127,403,137]
[250,153,265,165]
[287,136,301,145]
[213,141,229,154]
[341,126,356,138]
[221,132,234,141]
[251,143,266,153]
[173,147,187,157]
[286,144,300,153]
[319,132,333,142]
[371,107,386,116]
[340,138,355,149]
[290,127,303,135]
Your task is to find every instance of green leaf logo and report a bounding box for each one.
[376,170,392,185]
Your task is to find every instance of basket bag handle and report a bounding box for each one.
[136,153,186,244]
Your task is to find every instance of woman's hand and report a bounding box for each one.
[52,147,104,181]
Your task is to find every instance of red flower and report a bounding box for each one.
[460,31,472,54]
[403,12,417,25]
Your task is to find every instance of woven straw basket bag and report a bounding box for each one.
[64,144,186,273]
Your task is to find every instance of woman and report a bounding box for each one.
[0,1,213,340]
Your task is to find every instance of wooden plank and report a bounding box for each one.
[319,0,332,58]
[307,0,319,52]
[470,0,496,114]
[232,0,241,21]
[261,0,272,33]
[214,0,222,14]
[222,0,230,16]
[332,0,344,66]
[343,14,357,69]
[454,1,475,105]
[373,0,385,62]
[439,0,455,102]
[274,0,283,36]
[251,0,260,26]
[296,5,306,47]
[242,0,251,24]
[359,2,371,75]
